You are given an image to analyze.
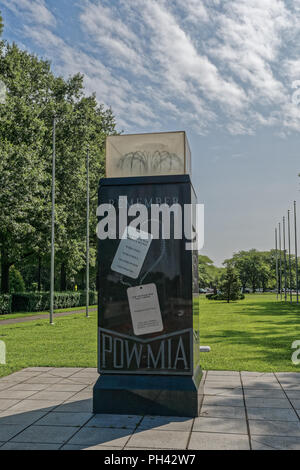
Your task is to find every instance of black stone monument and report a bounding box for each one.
[93,174,203,417]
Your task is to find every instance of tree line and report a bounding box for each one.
[199,248,299,294]
[0,18,117,294]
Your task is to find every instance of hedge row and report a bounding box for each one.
[0,294,12,315]
[206,293,245,301]
[0,291,97,315]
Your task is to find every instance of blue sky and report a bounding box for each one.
[1,0,300,265]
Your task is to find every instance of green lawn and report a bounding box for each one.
[200,293,300,372]
[0,311,98,377]
[1,294,300,378]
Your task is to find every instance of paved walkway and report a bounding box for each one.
[0,308,97,325]
[0,368,300,450]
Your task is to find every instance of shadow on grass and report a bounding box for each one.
[202,297,300,369]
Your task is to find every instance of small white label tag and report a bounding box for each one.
[127,283,163,336]
[111,226,153,279]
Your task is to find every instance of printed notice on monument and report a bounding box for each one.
[127,283,163,336]
[111,226,152,279]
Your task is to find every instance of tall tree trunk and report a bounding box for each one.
[37,255,41,291]
[1,249,10,294]
[60,262,67,291]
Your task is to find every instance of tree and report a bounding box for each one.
[198,255,214,288]
[0,40,116,292]
[9,266,25,293]
[198,255,224,291]
[220,264,241,303]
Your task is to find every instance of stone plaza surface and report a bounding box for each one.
[0,368,300,450]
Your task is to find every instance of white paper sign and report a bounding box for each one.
[127,283,163,336]
[111,226,153,279]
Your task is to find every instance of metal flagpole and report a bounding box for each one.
[86,146,90,318]
[288,210,292,303]
[275,227,279,301]
[294,201,299,304]
[279,222,282,301]
[50,116,56,325]
[283,216,287,302]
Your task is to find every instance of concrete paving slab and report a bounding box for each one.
[249,419,300,437]
[0,424,27,441]
[207,371,240,376]
[200,405,246,419]
[35,412,93,427]
[251,435,300,450]
[0,383,13,391]
[67,427,131,447]
[241,372,274,377]
[61,444,123,450]
[247,407,298,422]
[281,383,300,391]
[43,368,84,377]
[0,442,61,450]
[244,389,286,399]
[66,391,93,400]
[277,376,300,384]
[290,399,300,409]
[138,415,193,432]
[0,399,20,411]
[54,398,93,413]
[188,432,250,450]
[206,377,241,383]
[6,399,60,413]
[0,410,47,425]
[11,425,79,444]
[86,414,142,430]
[243,382,282,390]
[202,396,244,407]
[242,376,278,383]
[276,373,300,378]
[285,391,300,400]
[1,367,300,451]
[245,397,292,409]
[28,390,76,402]
[193,416,247,434]
[44,384,87,393]
[127,429,189,449]
[6,383,49,392]
[0,390,40,400]
[204,387,243,397]
[6,371,42,379]
[203,381,241,389]
[24,377,62,385]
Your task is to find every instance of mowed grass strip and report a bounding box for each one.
[199,293,300,372]
[0,311,97,377]
[1,294,300,378]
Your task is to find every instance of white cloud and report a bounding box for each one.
[2,0,56,26]
[7,0,300,134]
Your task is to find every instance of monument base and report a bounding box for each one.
[93,367,203,417]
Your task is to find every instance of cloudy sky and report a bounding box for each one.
[1,0,300,265]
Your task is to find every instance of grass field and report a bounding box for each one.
[200,293,300,372]
[1,294,300,377]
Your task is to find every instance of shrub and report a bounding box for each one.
[206,292,245,301]
[11,291,97,313]
[0,294,12,315]
[9,266,25,293]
